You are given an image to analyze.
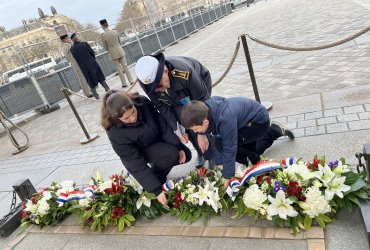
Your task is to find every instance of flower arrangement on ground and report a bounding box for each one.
[20,156,369,233]
[231,156,369,233]
[21,181,78,228]
[166,167,229,223]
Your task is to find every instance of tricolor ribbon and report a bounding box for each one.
[161,180,174,192]
[83,185,98,198]
[56,190,85,205]
[281,157,297,167]
[227,159,293,199]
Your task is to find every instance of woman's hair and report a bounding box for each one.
[101,89,139,130]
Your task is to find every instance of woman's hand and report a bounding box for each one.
[197,134,209,153]
[178,133,189,144]
[157,191,167,206]
[178,150,186,164]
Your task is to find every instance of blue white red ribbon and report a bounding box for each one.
[56,190,85,205]
[227,159,295,198]
[83,185,97,198]
[281,157,297,167]
[162,180,174,192]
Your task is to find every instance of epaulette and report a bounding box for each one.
[171,69,189,80]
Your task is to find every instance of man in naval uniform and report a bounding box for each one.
[60,34,93,97]
[135,53,212,168]
[100,19,134,87]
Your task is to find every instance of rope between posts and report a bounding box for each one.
[212,39,240,88]
[247,24,370,51]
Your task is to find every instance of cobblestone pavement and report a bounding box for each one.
[1,0,370,249]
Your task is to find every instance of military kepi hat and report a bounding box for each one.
[135,53,165,94]
[59,34,68,40]
[99,19,108,25]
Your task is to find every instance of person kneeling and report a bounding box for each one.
[101,90,191,205]
[180,96,294,188]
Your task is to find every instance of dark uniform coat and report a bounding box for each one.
[205,96,270,179]
[70,41,105,88]
[106,96,189,196]
[140,56,212,130]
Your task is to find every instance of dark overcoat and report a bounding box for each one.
[107,96,189,196]
[70,41,105,88]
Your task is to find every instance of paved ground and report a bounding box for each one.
[1,0,370,249]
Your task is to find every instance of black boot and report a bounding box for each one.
[270,122,295,140]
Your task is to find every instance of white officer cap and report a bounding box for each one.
[135,53,165,94]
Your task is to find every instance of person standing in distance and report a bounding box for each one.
[100,19,134,88]
[135,53,212,168]
[60,34,93,98]
[70,33,110,99]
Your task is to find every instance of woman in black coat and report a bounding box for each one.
[101,90,191,205]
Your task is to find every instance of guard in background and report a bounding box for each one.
[135,53,212,168]
[100,19,134,88]
[60,34,93,98]
[70,33,110,99]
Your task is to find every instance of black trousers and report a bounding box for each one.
[144,142,192,184]
[235,120,281,165]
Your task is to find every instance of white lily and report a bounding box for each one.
[332,162,350,175]
[324,176,351,200]
[136,195,151,209]
[98,180,113,192]
[267,190,298,220]
[312,164,336,186]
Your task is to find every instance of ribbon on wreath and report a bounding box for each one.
[226,157,297,200]
[162,180,174,192]
[83,185,98,198]
[56,190,85,206]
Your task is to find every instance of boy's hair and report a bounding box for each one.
[180,100,209,129]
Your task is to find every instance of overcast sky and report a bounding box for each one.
[0,1,124,30]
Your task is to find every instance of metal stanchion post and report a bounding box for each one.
[61,88,99,144]
[0,110,29,154]
[240,34,272,110]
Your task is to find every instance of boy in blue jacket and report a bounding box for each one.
[180,96,294,187]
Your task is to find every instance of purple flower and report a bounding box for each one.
[30,214,36,220]
[329,160,339,167]
[190,180,194,185]
[200,178,204,183]
[273,181,285,193]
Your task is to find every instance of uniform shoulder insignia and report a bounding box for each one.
[171,69,189,80]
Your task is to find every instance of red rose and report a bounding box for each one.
[173,203,180,209]
[112,207,124,219]
[300,195,307,201]
[266,177,272,183]
[313,159,321,168]
[22,210,28,218]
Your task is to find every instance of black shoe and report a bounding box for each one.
[130,82,135,85]
[94,95,100,100]
[122,85,128,88]
[87,94,94,98]
[270,122,295,140]
[105,88,110,93]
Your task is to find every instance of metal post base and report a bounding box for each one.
[12,146,28,155]
[37,104,60,114]
[80,133,99,144]
[262,101,273,111]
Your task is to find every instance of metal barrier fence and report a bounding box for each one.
[0,2,231,117]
